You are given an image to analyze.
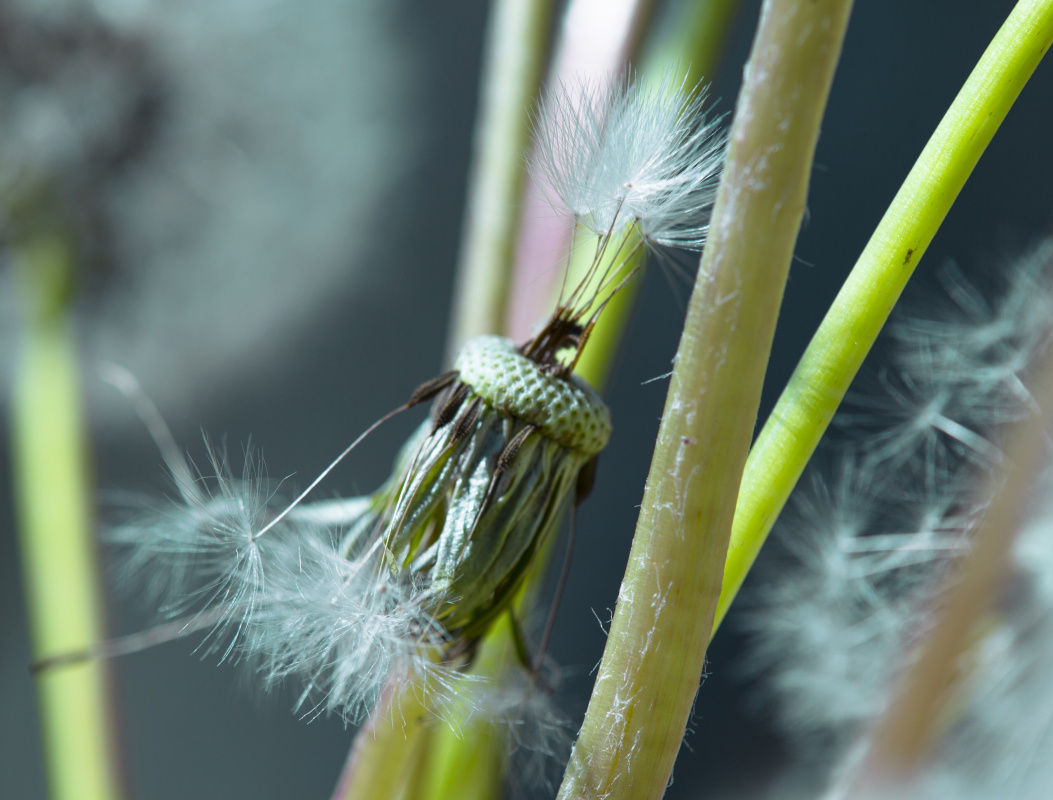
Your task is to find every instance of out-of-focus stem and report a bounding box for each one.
[557,2,853,798]
[444,0,556,362]
[713,0,1053,633]
[638,0,741,92]
[12,234,123,800]
[416,616,517,800]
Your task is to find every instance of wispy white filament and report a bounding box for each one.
[108,440,454,721]
[530,73,726,249]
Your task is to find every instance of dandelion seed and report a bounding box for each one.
[530,72,725,250]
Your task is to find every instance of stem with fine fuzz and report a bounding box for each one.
[557,2,854,797]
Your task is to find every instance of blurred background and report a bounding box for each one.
[2,1,1052,798]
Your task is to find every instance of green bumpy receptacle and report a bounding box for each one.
[454,335,611,456]
[370,334,613,642]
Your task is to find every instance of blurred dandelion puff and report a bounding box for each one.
[745,239,1053,796]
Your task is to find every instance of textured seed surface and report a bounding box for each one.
[454,335,612,455]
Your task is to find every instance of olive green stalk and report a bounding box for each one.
[12,235,123,800]
[713,0,1053,634]
[557,2,853,798]
[444,0,555,361]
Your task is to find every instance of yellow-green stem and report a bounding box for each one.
[713,0,1053,633]
[445,0,556,361]
[334,684,435,800]
[12,235,123,800]
[416,616,517,800]
[558,2,853,797]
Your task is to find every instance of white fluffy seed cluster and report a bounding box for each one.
[745,240,1053,798]
[455,335,612,456]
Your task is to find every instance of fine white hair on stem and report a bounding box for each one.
[530,71,726,250]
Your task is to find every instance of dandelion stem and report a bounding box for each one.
[557,2,853,797]
[714,0,1053,633]
[332,683,434,800]
[444,0,556,361]
[11,233,124,800]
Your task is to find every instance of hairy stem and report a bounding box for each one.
[557,2,853,797]
[713,0,1053,633]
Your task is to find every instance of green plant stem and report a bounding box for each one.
[12,235,123,800]
[638,0,741,92]
[444,0,555,362]
[416,616,517,800]
[333,685,434,800]
[557,2,853,797]
[713,0,1053,633]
